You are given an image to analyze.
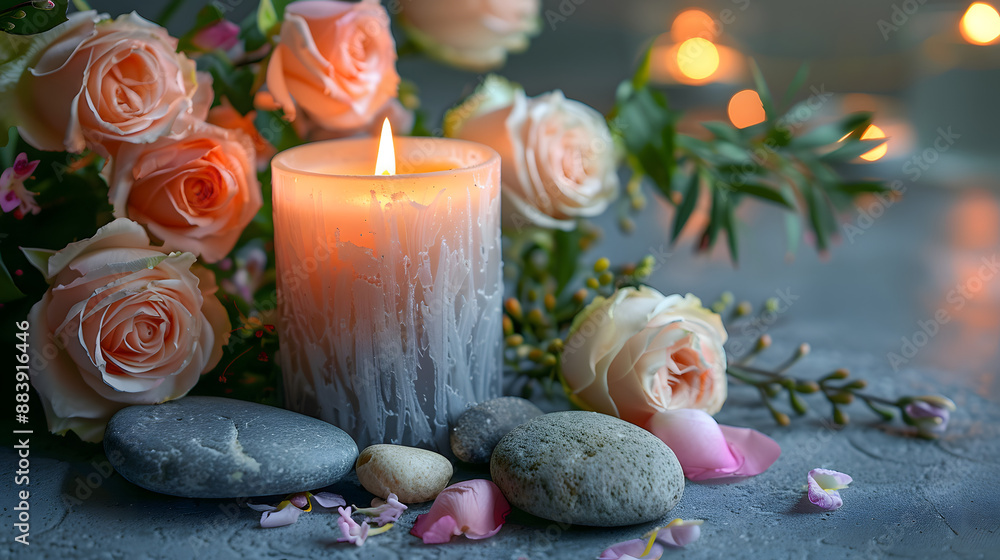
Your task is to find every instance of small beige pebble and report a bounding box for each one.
[355,444,453,503]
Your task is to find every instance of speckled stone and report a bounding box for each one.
[356,444,454,503]
[104,396,358,498]
[491,411,684,526]
[450,397,544,463]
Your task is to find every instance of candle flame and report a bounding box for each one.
[375,118,395,176]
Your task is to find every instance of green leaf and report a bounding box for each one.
[198,53,256,114]
[794,112,871,149]
[820,138,886,162]
[781,63,810,108]
[781,185,801,258]
[631,44,653,91]
[723,197,739,263]
[551,228,582,292]
[0,0,67,36]
[729,183,795,209]
[0,253,24,302]
[613,86,674,197]
[20,247,53,277]
[832,181,889,195]
[701,121,742,144]
[748,58,775,120]
[256,0,278,36]
[804,185,834,253]
[703,186,724,250]
[671,172,699,243]
[253,110,302,153]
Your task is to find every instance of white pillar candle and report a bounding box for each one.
[271,132,502,452]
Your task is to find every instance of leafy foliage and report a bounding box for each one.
[0,0,67,36]
[611,55,887,262]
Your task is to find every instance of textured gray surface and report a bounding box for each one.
[103,396,358,498]
[491,411,684,527]
[4,185,999,560]
[451,397,544,464]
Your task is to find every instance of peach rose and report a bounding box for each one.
[398,0,541,71]
[561,286,728,426]
[261,0,399,133]
[447,76,619,231]
[207,100,276,170]
[16,11,208,157]
[106,122,262,264]
[25,219,230,442]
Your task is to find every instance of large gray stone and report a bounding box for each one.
[104,396,358,498]
[491,411,684,527]
[450,396,543,463]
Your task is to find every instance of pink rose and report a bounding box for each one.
[24,219,230,442]
[399,0,541,71]
[561,286,729,427]
[16,11,209,156]
[261,0,399,133]
[447,76,619,231]
[106,123,262,264]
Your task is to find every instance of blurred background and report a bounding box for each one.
[91,0,1000,403]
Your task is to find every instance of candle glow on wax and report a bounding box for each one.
[375,118,395,176]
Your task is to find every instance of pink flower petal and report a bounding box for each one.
[600,538,664,559]
[247,503,278,512]
[356,493,408,526]
[337,506,370,546]
[260,504,303,527]
[410,479,511,544]
[718,424,782,477]
[289,493,309,509]
[311,492,346,509]
[191,20,240,51]
[807,468,852,511]
[654,519,703,548]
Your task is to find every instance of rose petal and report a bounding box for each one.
[247,503,277,512]
[311,492,346,509]
[599,538,664,560]
[260,504,303,527]
[410,480,510,544]
[645,409,780,481]
[807,468,851,511]
[655,519,703,548]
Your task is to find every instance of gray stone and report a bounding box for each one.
[356,444,453,502]
[450,396,544,463]
[491,411,684,527]
[104,396,358,498]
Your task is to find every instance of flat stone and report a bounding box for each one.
[104,396,358,498]
[491,411,684,526]
[356,444,453,503]
[450,397,544,463]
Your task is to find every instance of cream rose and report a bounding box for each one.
[106,122,262,264]
[16,12,208,157]
[447,76,619,231]
[25,219,230,442]
[398,0,541,71]
[561,286,728,426]
[262,0,399,133]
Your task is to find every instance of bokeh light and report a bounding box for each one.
[859,124,888,162]
[727,89,766,129]
[676,38,720,81]
[671,9,715,43]
[960,2,1000,45]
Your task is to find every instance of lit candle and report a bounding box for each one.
[271,120,503,452]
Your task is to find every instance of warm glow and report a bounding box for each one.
[727,89,766,129]
[671,9,715,43]
[960,2,1000,45]
[375,118,395,176]
[676,38,720,81]
[859,125,888,162]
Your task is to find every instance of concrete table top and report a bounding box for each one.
[4,183,999,559]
